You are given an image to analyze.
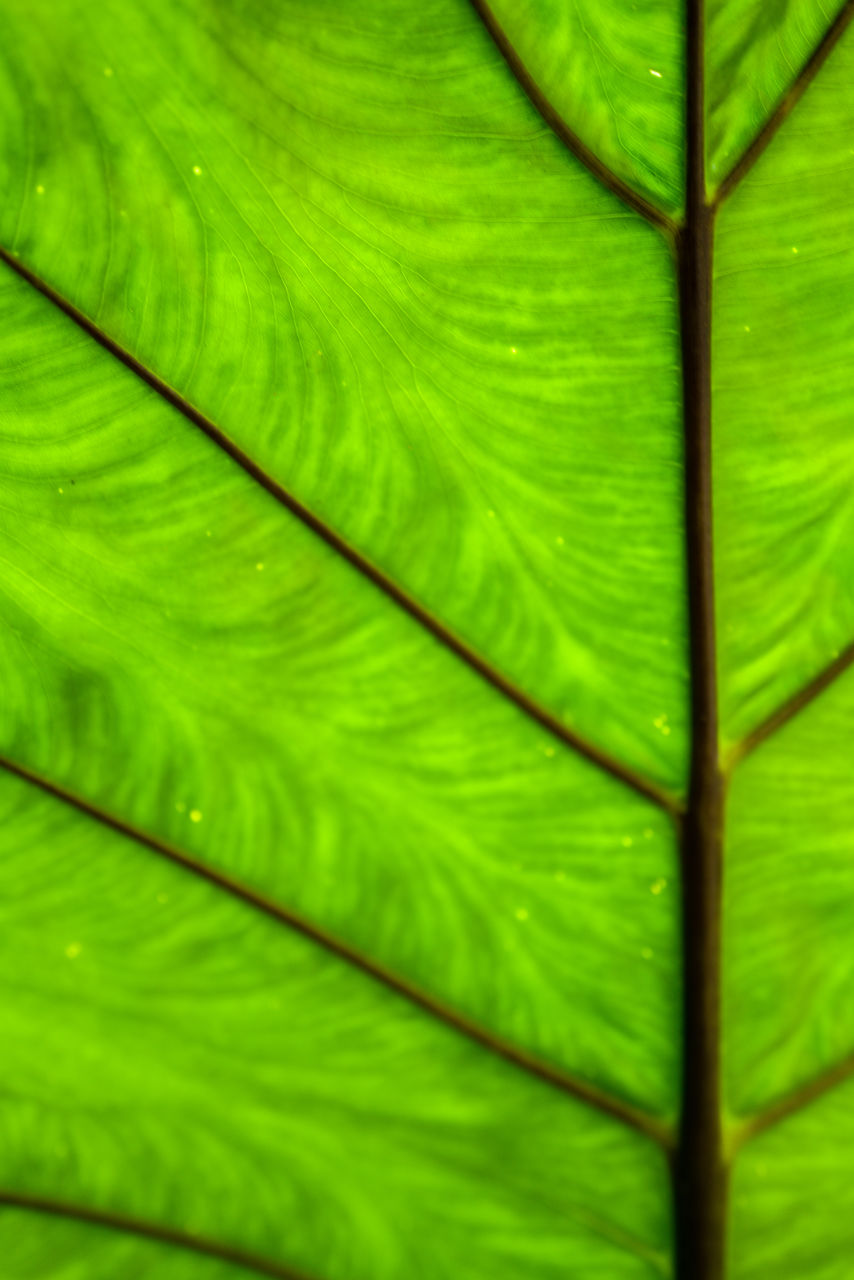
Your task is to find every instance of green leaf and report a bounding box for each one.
[0,2,853,1278]
[472,0,686,212]
[0,0,691,793]
[706,0,850,193]
[714,19,854,747]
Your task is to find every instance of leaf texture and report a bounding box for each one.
[725,666,854,1117]
[0,770,672,1280]
[706,0,850,191]
[475,0,685,212]
[0,0,690,789]
[714,18,854,747]
[1,1,854,1278]
[0,263,680,1116]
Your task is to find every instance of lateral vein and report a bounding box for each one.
[0,1190,314,1280]
[465,0,677,234]
[725,636,854,771]
[0,246,679,817]
[0,752,674,1150]
[731,1046,854,1152]
[714,0,854,205]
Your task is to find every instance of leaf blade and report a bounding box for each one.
[0,767,674,1280]
[0,260,681,1118]
[0,0,689,789]
[706,0,851,191]
[713,18,854,751]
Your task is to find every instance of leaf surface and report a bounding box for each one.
[706,0,850,191]
[714,20,854,746]
[0,769,671,1280]
[477,0,685,211]
[0,262,680,1115]
[1,2,854,1278]
[0,0,690,789]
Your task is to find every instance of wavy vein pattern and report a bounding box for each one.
[0,0,688,790]
[0,771,672,1280]
[476,0,684,212]
[729,1076,854,1279]
[715,12,854,1273]
[713,19,854,748]
[706,0,849,189]
[725,667,854,1118]
[0,265,680,1116]
[2,0,854,1273]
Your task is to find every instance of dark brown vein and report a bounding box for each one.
[0,1190,315,1280]
[465,0,677,234]
[0,247,678,819]
[673,1,726,1277]
[714,0,854,205]
[732,1046,854,1152]
[725,636,854,771]
[0,752,673,1149]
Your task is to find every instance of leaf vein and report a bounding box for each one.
[724,636,854,770]
[465,0,676,233]
[714,0,854,204]
[0,751,674,1150]
[0,247,679,817]
[731,1045,854,1151]
[0,1191,314,1280]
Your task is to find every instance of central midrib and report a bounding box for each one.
[674,0,725,1275]
[469,4,854,1276]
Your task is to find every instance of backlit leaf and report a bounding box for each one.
[1,2,853,1277]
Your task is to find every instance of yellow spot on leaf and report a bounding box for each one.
[65,943,82,960]
[189,809,202,823]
